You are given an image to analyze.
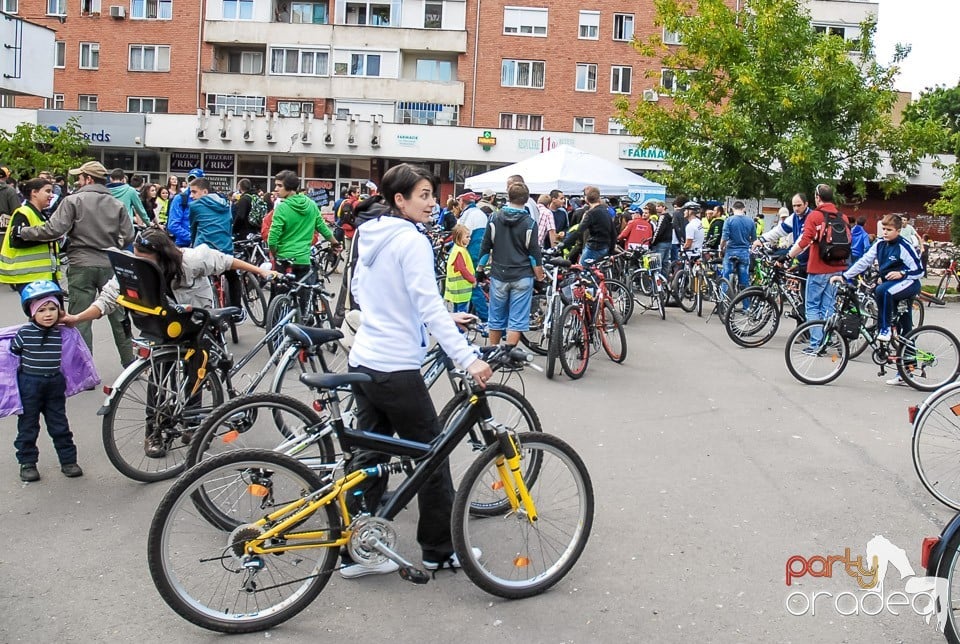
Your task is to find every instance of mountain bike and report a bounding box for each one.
[265,269,346,372]
[724,249,807,348]
[147,345,593,634]
[592,253,634,323]
[624,248,668,321]
[932,252,960,304]
[518,255,572,380]
[232,236,270,327]
[554,263,627,379]
[784,283,960,390]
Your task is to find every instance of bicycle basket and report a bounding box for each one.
[836,314,862,340]
[642,253,662,271]
[559,275,578,304]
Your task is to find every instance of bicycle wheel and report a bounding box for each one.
[725,289,780,348]
[271,345,334,406]
[672,270,695,313]
[784,320,849,385]
[605,278,634,325]
[848,299,878,360]
[451,432,594,599]
[655,273,667,320]
[319,249,341,277]
[695,276,704,317]
[241,273,267,327]
[934,528,960,644]
[148,449,338,634]
[545,297,562,379]
[597,299,627,363]
[520,292,549,356]
[265,294,300,353]
[898,325,960,391]
[557,304,589,379]
[911,298,925,328]
[632,270,653,297]
[936,272,951,302]
[102,351,225,482]
[912,384,960,511]
[438,384,543,516]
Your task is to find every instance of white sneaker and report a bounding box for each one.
[886,374,906,386]
[423,547,482,571]
[339,558,400,579]
[877,328,891,342]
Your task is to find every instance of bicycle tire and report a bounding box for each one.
[784,320,849,385]
[102,351,225,482]
[936,272,951,302]
[557,304,589,379]
[148,449,337,634]
[897,325,960,392]
[911,298,925,328]
[656,273,667,320]
[319,249,341,277]
[437,384,543,516]
[598,299,627,363]
[605,278,634,325]
[240,273,267,327]
[912,383,960,511]
[672,270,696,313]
[272,345,338,406]
[265,293,300,353]
[520,293,549,356]
[451,432,594,599]
[725,289,780,348]
[848,298,877,360]
[695,275,704,317]
[545,297,562,379]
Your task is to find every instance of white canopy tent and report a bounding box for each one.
[464,144,665,197]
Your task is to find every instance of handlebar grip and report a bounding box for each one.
[508,347,534,364]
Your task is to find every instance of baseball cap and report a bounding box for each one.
[481,189,497,199]
[0,166,9,179]
[456,191,478,202]
[69,161,108,179]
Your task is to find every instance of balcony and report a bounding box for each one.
[204,20,467,53]
[202,71,464,104]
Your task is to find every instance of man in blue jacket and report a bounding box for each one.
[167,167,205,247]
[188,176,242,317]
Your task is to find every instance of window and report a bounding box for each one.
[499,113,543,130]
[415,59,452,82]
[81,0,101,14]
[44,93,65,110]
[227,51,263,74]
[578,10,599,39]
[503,6,547,36]
[663,28,682,45]
[345,2,392,26]
[610,65,631,94]
[128,97,169,113]
[223,0,253,19]
[291,2,327,23]
[78,94,98,111]
[500,59,545,89]
[814,24,847,39]
[131,0,172,19]
[270,48,329,76]
[46,0,65,15]
[573,117,595,133]
[613,13,633,41]
[424,1,441,28]
[54,41,65,68]
[2,0,17,14]
[349,53,381,76]
[277,101,314,117]
[575,63,597,92]
[396,102,458,125]
[206,94,266,115]
[661,69,689,93]
[129,45,171,72]
[79,42,100,70]
[608,118,627,135]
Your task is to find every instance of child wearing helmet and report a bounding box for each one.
[1,280,99,482]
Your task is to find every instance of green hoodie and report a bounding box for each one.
[107,182,147,223]
[267,193,332,265]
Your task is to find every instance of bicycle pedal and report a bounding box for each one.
[398,566,430,585]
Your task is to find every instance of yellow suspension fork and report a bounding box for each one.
[494,432,538,523]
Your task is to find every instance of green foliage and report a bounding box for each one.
[0,118,89,180]
[614,0,923,202]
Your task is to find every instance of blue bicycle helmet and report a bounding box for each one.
[20,280,64,316]
[187,167,205,180]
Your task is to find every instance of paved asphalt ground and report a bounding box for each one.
[1,282,959,643]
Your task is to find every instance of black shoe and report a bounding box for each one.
[19,464,40,482]
[144,435,167,458]
[61,463,83,478]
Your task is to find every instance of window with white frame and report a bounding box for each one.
[501,59,545,89]
[424,1,441,28]
[79,42,99,70]
[206,94,266,115]
[291,2,327,23]
[131,0,172,19]
[396,102,459,125]
[78,94,98,111]
[610,65,631,94]
[415,59,452,82]
[349,53,381,76]
[269,48,328,76]
[814,24,847,39]
[0,95,14,108]
[575,63,597,92]
[503,6,547,36]
[500,113,543,130]
[46,0,65,15]
[277,101,314,117]
[227,51,263,74]
[663,28,682,45]
[2,0,18,14]
[45,93,65,110]
[223,0,253,19]
[578,10,599,39]
[128,97,169,113]
[54,41,65,68]
[129,45,171,72]
[573,117,595,133]
[661,68,689,93]
[80,0,101,14]
[344,1,392,26]
[608,118,627,135]
[613,13,633,41]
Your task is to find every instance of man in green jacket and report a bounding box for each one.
[106,168,147,227]
[267,170,341,284]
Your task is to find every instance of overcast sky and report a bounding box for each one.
[874,0,959,96]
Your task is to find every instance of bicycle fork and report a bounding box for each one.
[492,425,538,523]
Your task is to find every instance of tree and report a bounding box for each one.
[614,0,924,202]
[0,118,89,180]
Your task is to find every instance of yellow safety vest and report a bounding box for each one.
[444,245,474,304]
[0,205,61,284]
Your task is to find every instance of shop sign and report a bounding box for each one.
[203,153,235,174]
[618,144,668,160]
[170,152,202,173]
[205,175,233,194]
[518,135,575,152]
[396,133,419,147]
[38,110,146,148]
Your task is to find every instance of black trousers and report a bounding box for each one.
[223,269,243,310]
[347,365,455,562]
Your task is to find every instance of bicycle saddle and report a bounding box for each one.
[284,324,344,347]
[547,257,572,268]
[208,307,242,325]
[299,372,372,390]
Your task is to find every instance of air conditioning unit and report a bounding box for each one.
[642,89,659,102]
[109,5,125,18]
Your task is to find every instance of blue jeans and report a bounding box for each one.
[653,242,672,272]
[876,279,920,334]
[580,246,609,264]
[469,284,488,321]
[722,249,751,304]
[15,372,77,466]
[451,300,470,313]
[805,272,840,347]
[488,276,534,332]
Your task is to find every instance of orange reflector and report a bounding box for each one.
[951,403,960,417]
[137,346,151,359]
[513,556,530,568]
[312,400,324,412]
[222,430,240,444]
[831,355,837,363]
[490,480,505,491]
[247,484,269,497]
[908,406,919,424]
[922,536,940,569]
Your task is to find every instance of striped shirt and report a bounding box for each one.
[11,322,62,376]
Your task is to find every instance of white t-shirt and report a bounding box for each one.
[685,218,704,256]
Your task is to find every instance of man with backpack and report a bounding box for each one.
[232,178,263,241]
[783,184,851,352]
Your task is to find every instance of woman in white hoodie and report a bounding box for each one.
[341,163,492,579]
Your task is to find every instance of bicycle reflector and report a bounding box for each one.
[247,484,270,498]
[313,400,324,413]
[222,430,240,444]
[513,555,531,568]
[908,405,919,424]
[922,536,940,569]
[137,346,152,359]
